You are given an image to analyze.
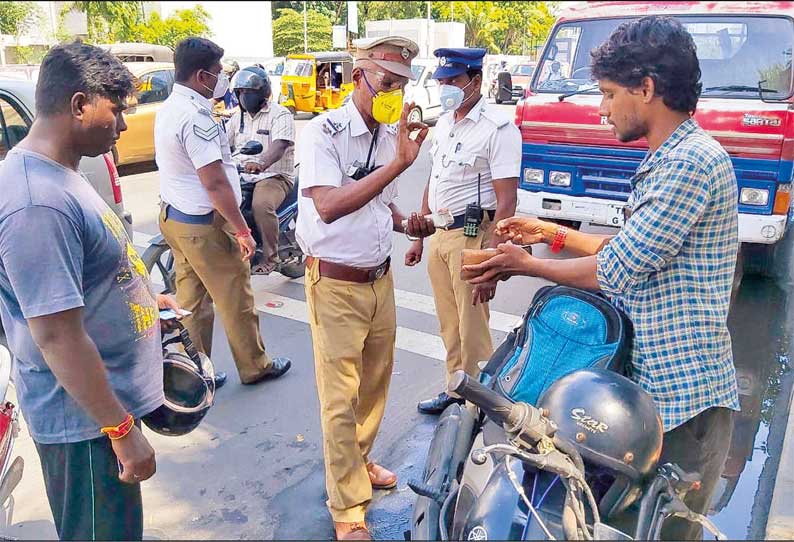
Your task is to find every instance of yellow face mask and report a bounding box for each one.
[371,88,403,125]
[362,71,403,125]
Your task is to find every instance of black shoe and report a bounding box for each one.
[213,371,228,390]
[417,392,464,415]
[243,357,292,385]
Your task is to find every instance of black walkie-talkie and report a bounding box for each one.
[463,173,483,237]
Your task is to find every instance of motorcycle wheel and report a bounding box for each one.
[142,242,177,294]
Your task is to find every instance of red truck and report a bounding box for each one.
[515,1,793,280]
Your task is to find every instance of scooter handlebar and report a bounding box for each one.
[448,370,515,426]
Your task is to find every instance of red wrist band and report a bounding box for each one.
[234,229,252,238]
[100,414,135,440]
[550,226,569,253]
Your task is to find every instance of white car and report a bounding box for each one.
[0,79,133,237]
[405,60,442,124]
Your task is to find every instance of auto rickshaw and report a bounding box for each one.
[279,52,354,114]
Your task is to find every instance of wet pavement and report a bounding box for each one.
[709,276,793,539]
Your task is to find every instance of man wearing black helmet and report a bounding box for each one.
[228,66,295,274]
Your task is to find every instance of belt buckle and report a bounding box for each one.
[374,266,385,280]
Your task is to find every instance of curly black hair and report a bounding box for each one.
[590,16,702,113]
[36,42,135,116]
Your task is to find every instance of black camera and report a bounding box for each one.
[346,162,382,181]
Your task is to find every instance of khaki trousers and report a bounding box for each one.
[305,258,396,523]
[159,207,272,383]
[427,219,494,386]
[252,175,292,267]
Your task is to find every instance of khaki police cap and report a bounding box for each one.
[353,36,419,80]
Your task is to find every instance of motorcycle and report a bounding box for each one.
[142,140,305,294]
[409,370,728,541]
[0,346,23,532]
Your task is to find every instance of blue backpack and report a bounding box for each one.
[482,285,633,405]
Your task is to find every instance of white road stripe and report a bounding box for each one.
[253,290,449,362]
[293,275,522,333]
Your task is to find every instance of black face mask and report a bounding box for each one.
[239,91,266,114]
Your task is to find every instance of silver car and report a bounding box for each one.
[0,79,133,237]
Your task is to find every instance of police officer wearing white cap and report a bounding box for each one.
[296,36,433,540]
[405,48,522,415]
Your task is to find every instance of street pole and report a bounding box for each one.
[427,1,431,58]
[303,1,308,53]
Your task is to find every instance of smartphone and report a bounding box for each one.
[159,309,191,320]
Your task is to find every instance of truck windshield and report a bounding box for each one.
[532,15,794,100]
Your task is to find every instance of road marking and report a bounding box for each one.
[253,290,449,362]
[136,228,523,342]
[292,276,522,333]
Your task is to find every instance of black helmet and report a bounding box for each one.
[142,350,216,437]
[232,66,271,97]
[538,368,663,518]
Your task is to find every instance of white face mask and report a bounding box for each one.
[201,70,230,99]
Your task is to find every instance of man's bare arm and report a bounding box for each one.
[28,308,128,426]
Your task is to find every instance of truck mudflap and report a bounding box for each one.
[410,403,476,541]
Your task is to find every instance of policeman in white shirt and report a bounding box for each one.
[155,37,291,386]
[227,65,295,274]
[405,47,522,415]
[296,36,432,541]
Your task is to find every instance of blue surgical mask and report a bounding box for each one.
[439,78,475,112]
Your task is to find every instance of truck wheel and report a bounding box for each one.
[142,242,176,294]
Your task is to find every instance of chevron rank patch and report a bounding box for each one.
[193,123,220,141]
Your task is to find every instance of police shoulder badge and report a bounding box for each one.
[193,123,220,141]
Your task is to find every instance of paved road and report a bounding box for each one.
[2,104,791,540]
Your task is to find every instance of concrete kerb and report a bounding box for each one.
[766,383,794,540]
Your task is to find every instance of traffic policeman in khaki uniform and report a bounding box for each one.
[406,48,522,415]
[296,36,432,541]
[227,65,296,274]
[155,37,291,386]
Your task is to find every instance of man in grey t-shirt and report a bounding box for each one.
[0,43,178,541]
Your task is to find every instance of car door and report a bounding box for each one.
[115,68,175,166]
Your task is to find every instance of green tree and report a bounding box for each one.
[272,8,333,56]
[272,2,343,23]
[127,7,212,49]
[432,1,556,55]
[0,1,43,40]
[65,1,144,43]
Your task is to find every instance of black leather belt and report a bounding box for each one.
[448,210,495,230]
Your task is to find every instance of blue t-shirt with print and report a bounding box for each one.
[0,148,164,444]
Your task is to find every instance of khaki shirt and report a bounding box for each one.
[228,102,296,183]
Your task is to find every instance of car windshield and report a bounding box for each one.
[284,59,313,77]
[511,64,535,76]
[532,15,794,99]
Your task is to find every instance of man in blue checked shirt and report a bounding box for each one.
[464,16,739,540]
